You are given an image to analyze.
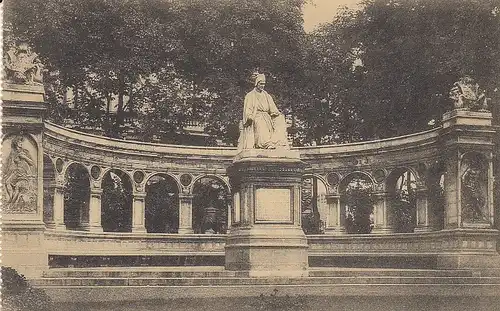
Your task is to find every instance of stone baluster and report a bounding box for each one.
[324,194,346,235]
[131,191,147,233]
[178,193,194,234]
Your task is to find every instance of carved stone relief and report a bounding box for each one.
[2,135,38,213]
[461,154,488,223]
[4,43,43,85]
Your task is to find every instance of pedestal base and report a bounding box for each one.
[225,226,308,277]
[226,149,308,277]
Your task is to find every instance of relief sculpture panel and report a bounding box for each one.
[2,135,38,213]
[461,153,488,223]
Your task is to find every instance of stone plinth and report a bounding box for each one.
[225,149,309,277]
[2,83,48,278]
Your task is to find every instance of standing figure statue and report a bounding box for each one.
[237,73,289,150]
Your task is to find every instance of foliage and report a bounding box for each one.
[145,176,179,233]
[63,165,90,228]
[391,191,417,233]
[343,181,374,234]
[320,0,500,139]
[1,267,54,311]
[192,178,229,234]
[101,171,133,232]
[4,0,499,144]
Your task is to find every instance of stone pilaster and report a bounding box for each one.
[372,192,394,234]
[48,182,67,230]
[324,194,346,235]
[415,187,434,232]
[178,194,194,234]
[131,191,147,233]
[85,188,104,232]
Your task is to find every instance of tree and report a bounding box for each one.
[309,0,500,140]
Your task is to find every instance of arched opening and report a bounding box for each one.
[145,174,179,233]
[64,163,90,230]
[192,177,229,234]
[43,155,56,226]
[388,169,417,233]
[301,176,327,234]
[101,169,133,232]
[340,173,374,234]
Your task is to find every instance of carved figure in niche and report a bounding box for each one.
[461,163,487,222]
[3,136,37,212]
[237,73,289,150]
[4,43,43,85]
[449,76,489,111]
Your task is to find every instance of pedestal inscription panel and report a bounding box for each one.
[255,188,291,223]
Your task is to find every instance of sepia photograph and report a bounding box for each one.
[2,0,500,310]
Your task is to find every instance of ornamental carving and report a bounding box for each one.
[2,135,38,213]
[4,43,43,85]
[461,154,488,223]
[449,76,489,111]
[326,172,340,187]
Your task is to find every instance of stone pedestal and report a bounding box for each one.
[2,83,48,278]
[225,149,309,277]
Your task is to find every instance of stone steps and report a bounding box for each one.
[32,276,500,287]
[42,267,474,278]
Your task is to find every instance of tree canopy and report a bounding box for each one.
[4,0,499,145]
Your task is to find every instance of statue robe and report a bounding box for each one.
[238,89,288,150]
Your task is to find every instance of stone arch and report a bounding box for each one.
[387,167,418,233]
[190,174,230,194]
[192,176,230,234]
[64,162,91,230]
[145,172,182,194]
[101,169,133,232]
[43,154,56,225]
[144,173,180,233]
[301,174,328,234]
[339,171,375,234]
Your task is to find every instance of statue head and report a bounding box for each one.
[254,74,266,92]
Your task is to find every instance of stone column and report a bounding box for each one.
[372,192,394,234]
[178,194,194,234]
[131,191,147,233]
[85,188,103,232]
[324,194,346,235]
[415,186,433,232]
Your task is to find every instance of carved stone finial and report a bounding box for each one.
[4,43,43,85]
[449,76,489,111]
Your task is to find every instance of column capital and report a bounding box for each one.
[90,188,103,195]
[132,191,147,199]
[179,193,194,200]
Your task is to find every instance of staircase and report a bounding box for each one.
[31,266,500,302]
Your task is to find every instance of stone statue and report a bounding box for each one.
[237,73,289,150]
[3,136,37,212]
[449,76,489,111]
[4,43,43,85]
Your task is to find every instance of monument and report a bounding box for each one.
[2,43,48,277]
[225,73,309,277]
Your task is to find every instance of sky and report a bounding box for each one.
[302,0,362,32]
